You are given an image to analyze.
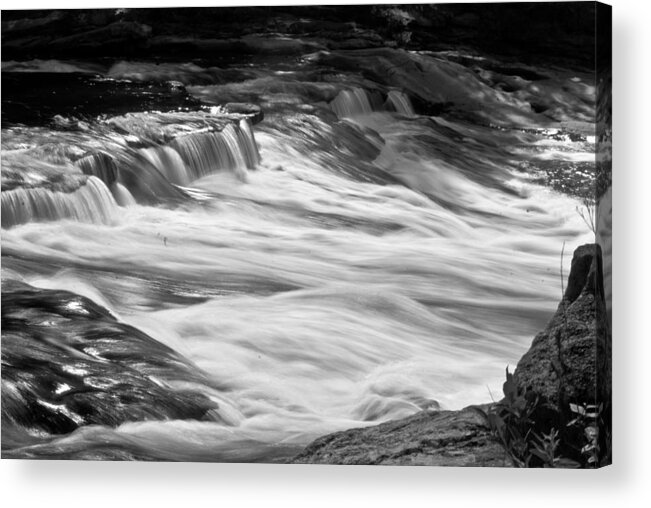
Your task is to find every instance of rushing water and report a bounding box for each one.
[1,50,596,461]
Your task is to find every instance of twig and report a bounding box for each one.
[560,241,566,306]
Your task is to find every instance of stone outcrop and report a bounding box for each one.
[291,405,509,467]
[513,243,610,409]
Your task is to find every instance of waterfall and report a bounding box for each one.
[330,88,374,118]
[331,87,414,118]
[139,146,192,186]
[386,90,415,116]
[76,149,188,204]
[237,119,261,168]
[111,182,137,207]
[76,152,119,185]
[1,176,118,229]
[71,118,261,203]
[169,122,258,181]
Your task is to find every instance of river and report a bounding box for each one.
[1,48,596,461]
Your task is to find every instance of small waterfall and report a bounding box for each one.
[386,90,415,116]
[237,119,261,168]
[330,88,374,118]
[111,182,137,207]
[116,153,188,204]
[77,149,187,204]
[139,146,192,186]
[76,152,119,185]
[71,119,261,204]
[1,176,117,229]
[331,88,414,118]
[169,122,258,181]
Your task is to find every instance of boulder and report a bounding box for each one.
[1,281,219,442]
[513,243,610,409]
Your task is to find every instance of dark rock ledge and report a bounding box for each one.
[289,244,608,466]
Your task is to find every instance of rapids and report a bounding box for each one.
[1,49,596,461]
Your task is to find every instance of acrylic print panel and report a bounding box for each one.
[1,3,611,467]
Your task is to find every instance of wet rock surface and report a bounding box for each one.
[1,280,219,449]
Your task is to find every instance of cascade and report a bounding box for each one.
[170,122,258,181]
[139,146,192,186]
[386,90,415,116]
[1,176,117,229]
[330,88,374,118]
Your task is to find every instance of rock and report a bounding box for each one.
[223,103,264,124]
[167,80,187,93]
[1,10,68,36]
[327,38,379,50]
[311,48,544,128]
[1,281,219,441]
[513,244,610,409]
[3,19,152,59]
[290,405,509,466]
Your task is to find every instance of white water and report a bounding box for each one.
[386,90,415,116]
[1,55,595,461]
[111,182,137,207]
[331,87,415,119]
[1,176,117,229]
[330,88,375,118]
[139,146,192,186]
[170,123,259,182]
